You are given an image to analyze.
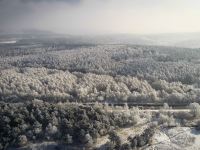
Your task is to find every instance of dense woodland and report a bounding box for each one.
[0,67,199,104]
[1,41,200,104]
[1,38,200,149]
[1,43,200,85]
[0,100,140,149]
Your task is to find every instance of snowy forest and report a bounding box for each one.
[1,36,200,150]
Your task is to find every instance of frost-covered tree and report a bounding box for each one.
[189,103,200,118]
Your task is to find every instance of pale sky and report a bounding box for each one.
[0,0,200,34]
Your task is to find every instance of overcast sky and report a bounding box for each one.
[0,0,200,34]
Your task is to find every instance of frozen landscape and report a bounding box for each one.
[1,0,200,150]
[1,34,200,150]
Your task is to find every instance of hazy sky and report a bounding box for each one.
[0,0,200,34]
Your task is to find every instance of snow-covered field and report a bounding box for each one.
[147,127,200,150]
[0,40,16,44]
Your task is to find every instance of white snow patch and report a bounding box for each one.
[152,130,170,144]
[146,127,198,150]
[0,41,16,44]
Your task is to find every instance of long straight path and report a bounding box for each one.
[106,108,190,113]
[81,102,190,109]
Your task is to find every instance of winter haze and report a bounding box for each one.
[0,0,200,34]
[1,0,200,150]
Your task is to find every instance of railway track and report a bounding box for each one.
[81,102,190,109]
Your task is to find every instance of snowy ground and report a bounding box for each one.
[0,40,16,44]
[146,127,200,150]
[94,117,149,148]
[8,126,200,150]
[8,142,85,150]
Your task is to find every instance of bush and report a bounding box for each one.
[120,143,131,150]
[103,142,115,150]
[17,135,28,147]
[108,131,122,149]
[128,127,155,148]
[189,103,200,118]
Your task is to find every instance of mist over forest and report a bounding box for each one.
[1,0,200,150]
[1,33,200,149]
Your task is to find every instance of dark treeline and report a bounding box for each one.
[0,100,138,150]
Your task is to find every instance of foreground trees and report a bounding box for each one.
[0,101,139,150]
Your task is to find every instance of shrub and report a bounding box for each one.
[189,103,200,118]
[128,127,155,148]
[17,135,28,147]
